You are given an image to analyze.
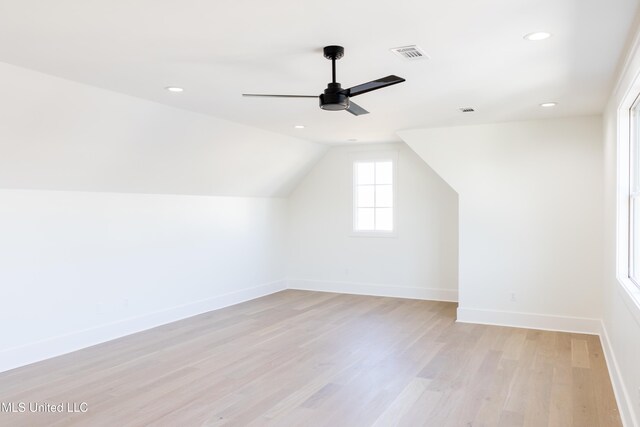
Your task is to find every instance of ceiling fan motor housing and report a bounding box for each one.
[320,82,349,111]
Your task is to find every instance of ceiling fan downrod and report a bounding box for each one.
[321,45,347,111]
[323,45,344,84]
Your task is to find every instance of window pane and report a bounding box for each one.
[376,185,393,208]
[357,185,375,207]
[633,197,640,282]
[375,208,393,231]
[632,99,640,287]
[357,208,375,230]
[356,162,375,185]
[376,161,393,184]
[634,109,640,193]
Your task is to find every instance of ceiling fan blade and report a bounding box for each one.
[346,75,405,97]
[242,94,317,98]
[346,101,369,116]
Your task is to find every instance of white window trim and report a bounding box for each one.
[629,95,640,287]
[350,150,398,238]
[615,69,640,319]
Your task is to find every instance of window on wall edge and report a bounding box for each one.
[629,95,640,288]
[352,153,397,236]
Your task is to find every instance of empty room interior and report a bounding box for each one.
[2,1,640,426]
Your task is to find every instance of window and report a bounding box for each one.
[353,156,396,235]
[630,96,640,286]
[616,55,640,315]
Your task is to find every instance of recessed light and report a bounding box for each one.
[165,86,184,93]
[294,125,305,129]
[347,138,358,142]
[524,32,552,41]
[540,102,558,108]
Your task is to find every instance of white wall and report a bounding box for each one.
[0,61,327,197]
[286,143,459,301]
[399,116,604,333]
[0,190,288,372]
[602,18,640,425]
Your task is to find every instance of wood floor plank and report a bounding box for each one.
[571,338,591,369]
[549,333,574,427]
[0,290,622,427]
[371,377,431,427]
[572,366,600,427]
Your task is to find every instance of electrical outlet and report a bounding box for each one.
[510,292,517,302]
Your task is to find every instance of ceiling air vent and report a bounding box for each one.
[459,107,475,113]
[390,45,429,61]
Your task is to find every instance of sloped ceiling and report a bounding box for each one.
[0,0,636,145]
[0,62,326,197]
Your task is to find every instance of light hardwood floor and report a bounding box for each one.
[0,290,621,426]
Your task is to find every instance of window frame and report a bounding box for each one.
[616,73,640,315]
[629,94,640,287]
[351,150,398,238]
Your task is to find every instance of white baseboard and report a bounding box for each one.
[287,279,458,302]
[456,307,601,335]
[0,280,286,374]
[600,321,638,427]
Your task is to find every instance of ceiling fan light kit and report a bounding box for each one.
[242,45,405,116]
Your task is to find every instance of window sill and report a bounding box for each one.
[350,231,397,238]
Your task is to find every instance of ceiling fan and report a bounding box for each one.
[242,45,405,116]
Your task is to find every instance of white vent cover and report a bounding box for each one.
[390,45,429,60]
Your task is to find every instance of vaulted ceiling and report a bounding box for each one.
[0,0,637,145]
